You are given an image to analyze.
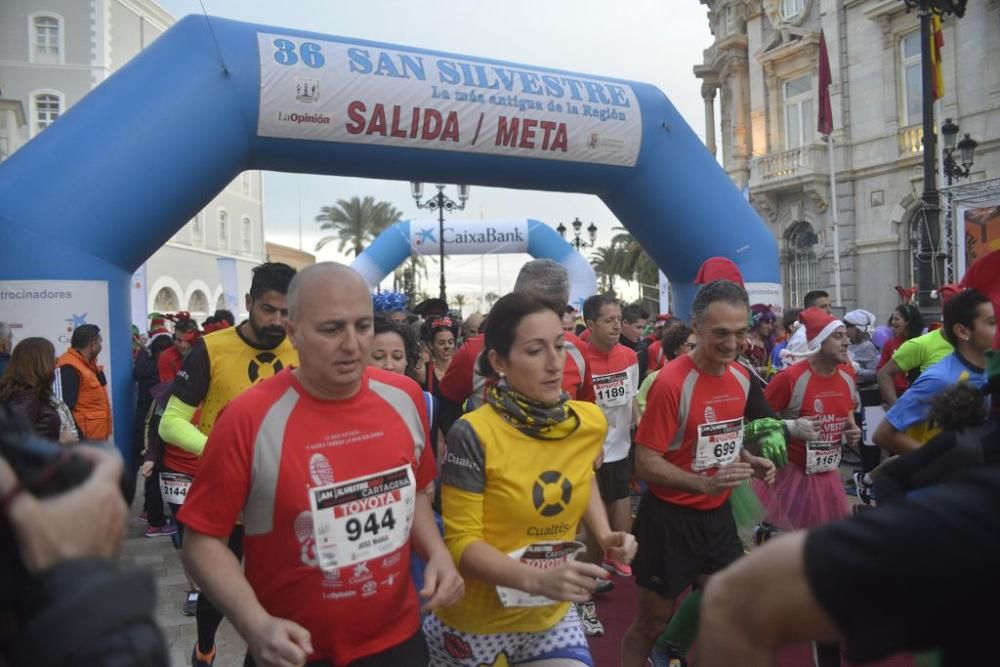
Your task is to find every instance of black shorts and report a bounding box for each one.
[244,629,427,666]
[596,456,632,502]
[631,492,744,599]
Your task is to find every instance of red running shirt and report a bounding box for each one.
[635,354,750,510]
[765,360,859,468]
[179,367,435,664]
[439,332,595,408]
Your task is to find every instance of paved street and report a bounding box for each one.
[121,480,247,667]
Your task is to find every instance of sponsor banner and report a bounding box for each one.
[0,279,112,404]
[257,33,641,167]
[745,282,783,311]
[956,201,1000,276]
[409,219,529,255]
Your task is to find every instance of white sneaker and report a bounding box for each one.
[577,601,604,637]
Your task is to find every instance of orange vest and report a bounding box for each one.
[57,348,112,440]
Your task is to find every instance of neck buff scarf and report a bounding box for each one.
[486,380,580,440]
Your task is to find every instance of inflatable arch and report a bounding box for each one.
[0,15,778,459]
[352,219,598,308]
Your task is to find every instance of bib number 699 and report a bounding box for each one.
[345,508,397,542]
[713,440,737,459]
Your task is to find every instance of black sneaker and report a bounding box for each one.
[852,471,874,506]
[594,577,615,595]
[752,522,780,546]
[182,589,199,617]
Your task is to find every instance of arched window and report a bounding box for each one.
[188,290,210,315]
[241,216,252,253]
[780,0,806,22]
[31,92,63,136]
[153,287,179,312]
[216,293,228,310]
[218,209,229,250]
[785,221,820,307]
[29,13,63,64]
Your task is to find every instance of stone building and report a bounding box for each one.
[696,0,1000,317]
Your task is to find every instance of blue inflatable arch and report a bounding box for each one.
[0,15,778,458]
[352,219,598,309]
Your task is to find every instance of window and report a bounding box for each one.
[188,290,209,315]
[32,92,62,135]
[218,210,229,250]
[241,172,252,196]
[901,31,922,126]
[153,287,179,312]
[191,215,203,245]
[30,14,62,64]
[784,75,814,149]
[241,216,252,253]
[780,0,806,22]
[785,222,820,307]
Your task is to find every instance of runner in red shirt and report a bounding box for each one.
[757,307,861,667]
[622,280,775,667]
[180,263,463,667]
[439,260,594,410]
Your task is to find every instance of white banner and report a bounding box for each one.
[0,279,113,408]
[745,282,783,311]
[257,33,642,167]
[409,219,529,256]
[658,270,670,314]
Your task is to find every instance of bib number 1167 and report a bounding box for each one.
[346,508,397,542]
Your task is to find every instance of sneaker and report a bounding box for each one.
[650,643,687,667]
[577,601,604,637]
[853,471,874,505]
[191,643,216,667]
[182,589,199,617]
[602,557,632,577]
[594,577,615,595]
[144,522,178,538]
[752,522,780,546]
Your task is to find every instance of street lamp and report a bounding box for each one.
[941,118,978,184]
[556,217,598,251]
[901,0,966,15]
[411,182,469,302]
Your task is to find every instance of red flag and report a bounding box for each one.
[817,30,833,136]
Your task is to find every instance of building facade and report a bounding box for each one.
[0,0,266,325]
[696,0,1000,318]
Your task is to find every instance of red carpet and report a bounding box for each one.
[587,574,916,666]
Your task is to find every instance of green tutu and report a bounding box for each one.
[730,481,765,534]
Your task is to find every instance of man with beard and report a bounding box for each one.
[159,262,298,667]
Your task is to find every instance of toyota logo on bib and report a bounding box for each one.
[532,471,572,517]
[248,352,284,383]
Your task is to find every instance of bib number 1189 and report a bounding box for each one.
[346,508,397,542]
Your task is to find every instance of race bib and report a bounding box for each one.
[594,372,630,408]
[309,465,416,572]
[496,541,585,608]
[159,472,193,506]
[694,417,743,471]
[806,441,841,474]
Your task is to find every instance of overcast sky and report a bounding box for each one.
[159,0,716,309]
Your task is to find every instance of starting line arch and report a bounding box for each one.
[0,15,778,459]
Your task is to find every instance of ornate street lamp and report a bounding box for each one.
[901,0,966,16]
[556,217,598,251]
[941,118,978,184]
[411,182,469,302]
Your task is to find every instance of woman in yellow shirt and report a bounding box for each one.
[424,293,637,666]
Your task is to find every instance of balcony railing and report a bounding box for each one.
[898,123,923,156]
[749,143,826,189]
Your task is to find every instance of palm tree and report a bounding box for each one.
[315,196,401,256]
[611,228,661,306]
[452,294,468,317]
[484,292,500,309]
[590,245,627,296]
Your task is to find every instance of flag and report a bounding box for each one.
[817,30,833,136]
[930,15,945,100]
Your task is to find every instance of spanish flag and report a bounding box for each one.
[930,15,945,100]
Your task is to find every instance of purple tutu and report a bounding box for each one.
[753,464,849,531]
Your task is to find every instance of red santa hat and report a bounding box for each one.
[960,249,1000,347]
[694,257,745,288]
[799,307,844,353]
[148,312,172,343]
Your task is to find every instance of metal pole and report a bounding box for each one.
[438,190,447,302]
[826,135,842,306]
[919,10,940,303]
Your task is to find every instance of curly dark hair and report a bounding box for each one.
[929,382,989,432]
[373,317,421,377]
[661,323,694,361]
